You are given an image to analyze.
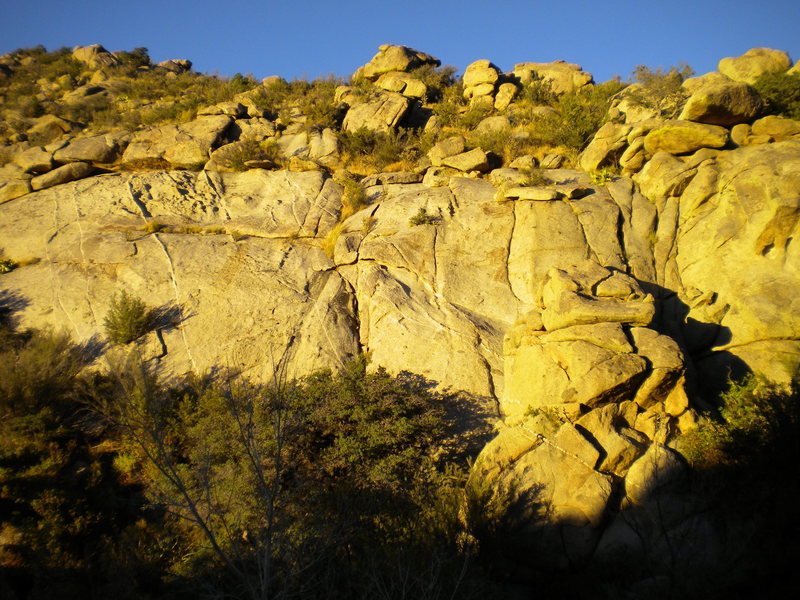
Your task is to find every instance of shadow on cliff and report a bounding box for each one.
[640,280,751,403]
[484,389,800,600]
[0,288,29,330]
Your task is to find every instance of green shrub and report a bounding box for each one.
[0,257,17,273]
[753,71,800,119]
[103,290,153,345]
[431,82,467,127]
[625,64,692,118]
[409,207,440,226]
[520,77,557,106]
[339,127,422,171]
[590,166,616,185]
[408,64,457,102]
[528,79,625,150]
[680,374,800,468]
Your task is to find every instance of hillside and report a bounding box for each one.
[1,43,800,599]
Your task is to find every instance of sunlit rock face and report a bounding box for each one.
[2,42,799,590]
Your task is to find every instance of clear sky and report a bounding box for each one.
[1,0,798,83]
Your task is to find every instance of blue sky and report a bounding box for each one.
[1,0,798,83]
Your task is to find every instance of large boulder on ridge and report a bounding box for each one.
[718,47,792,85]
[679,79,765,126]
[354,44,440,81]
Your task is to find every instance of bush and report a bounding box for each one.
[528,80,625,150]
[625,64,692,118]
[103,290,153,345]
[409,207,440,226]
[680,374,800,468]
[753,71,800,119]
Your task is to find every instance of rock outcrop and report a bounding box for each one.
[1,42,799,591]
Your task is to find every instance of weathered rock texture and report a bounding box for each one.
[1,43,799,591]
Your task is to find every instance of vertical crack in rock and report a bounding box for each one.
[505,201,525,303]
[200,170,231,220]
[151,234,198,371]
[46,194,80,337]
[126,181,152,218]
[71,185,99,327]
[565,199,600,265]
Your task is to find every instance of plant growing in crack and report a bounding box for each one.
[103,290,155,345]
[409,207,440,226]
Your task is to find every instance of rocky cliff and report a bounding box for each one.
[1,43,799,589]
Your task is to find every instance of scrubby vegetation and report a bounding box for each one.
[0,303,514,599]
[753,70,800,120]
[103,291,154,345]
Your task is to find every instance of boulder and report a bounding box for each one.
[579,122,632,172]
[718,47,792,85]
[53,135,120,164]
[750,115,800,139]
[494,82,519,110]
[463,59,500,88]
[121,115,233,169]
[427,135,466,166]
[197,102,247,118]
[230,118,278,141]
[441,148,490,172]
[26,115,78,145]
[643,120,729,155]
[342,93,410,133]
[30,162,95,191]
[155,59,192,73]
[0,164,31,203]
[513,60,593,94]
[375,72,427,99]
[539,265,655,332]
[360,172,422,186]
[14,146,53,173]
[355,45,440,81]
[501,186,560,201]
[679,79,764,125]
[463,60,501,102]
[72,44,121,69]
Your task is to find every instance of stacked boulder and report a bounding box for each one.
[585,48,800,175]
[462,60,519,110]
[341,45,441,132]
[473,260,693,569]
[513,60,593,94]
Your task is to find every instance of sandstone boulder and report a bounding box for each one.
[462,60,500,102]
[14,146,53,174]
[72,44,121,69]
[342,93,410,133]
[427,135,466,166]
[53,135,120,164]
[355,45,440,81]
[375,72,427,98]
[513,60,593,94]
[155,59,192,73]
[0,164,31,203]
[441,148,489,172]
[643,120,729,155]
[750,115,800,139]
[679,79,764,125]
[30,162,95,191]
[494,82,519,110]
[579,122,632,172]
[121,115,232,169]
[718,47,792,85]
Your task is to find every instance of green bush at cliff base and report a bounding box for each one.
[103,290,153,345]
[680,374,800,468]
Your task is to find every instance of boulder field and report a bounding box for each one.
[1,43,799,585]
